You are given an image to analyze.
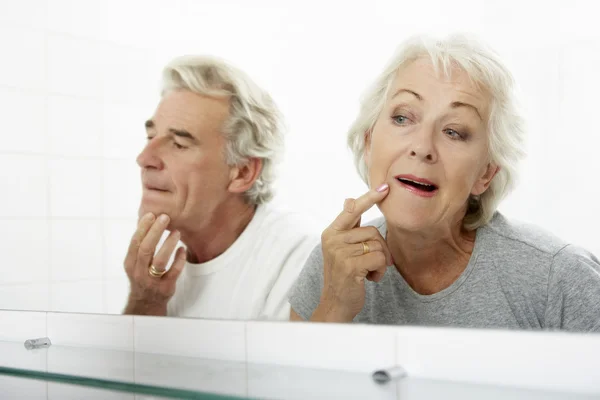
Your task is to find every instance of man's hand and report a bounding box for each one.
[123,213,186,315]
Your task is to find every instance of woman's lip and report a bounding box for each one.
[394,174,436,186]
[395,179,438,198]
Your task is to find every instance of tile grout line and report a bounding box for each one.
[44,14,53,315]
[45,311,49,400]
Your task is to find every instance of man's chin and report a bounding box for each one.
[138,205,167,221]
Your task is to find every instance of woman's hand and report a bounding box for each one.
[123,213,187,315]
[313,184,392,322]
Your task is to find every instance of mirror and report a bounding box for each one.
[1,0,599,332]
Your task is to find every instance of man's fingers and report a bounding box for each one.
[165,247,187,281]
[137,214,171,267]
[125,213,156,267]
[151,230,181,272]
[329,183,389,231]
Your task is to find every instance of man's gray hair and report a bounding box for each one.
[161,55,284,205]
[347,34,526,230]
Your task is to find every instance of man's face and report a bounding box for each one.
[137,89,234,230]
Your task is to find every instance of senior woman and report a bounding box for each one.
[289,34,600,332]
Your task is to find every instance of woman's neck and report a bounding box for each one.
[386,219,476,295]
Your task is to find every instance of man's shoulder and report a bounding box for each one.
[257,203,321,235]
[251,203,321,254]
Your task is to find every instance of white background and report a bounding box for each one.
[0,0,598,314]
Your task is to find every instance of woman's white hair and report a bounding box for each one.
[347,33,526,230]
[161,55,285,205]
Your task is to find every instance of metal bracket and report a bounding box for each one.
[24,337,51,350]
[372,366,407,384]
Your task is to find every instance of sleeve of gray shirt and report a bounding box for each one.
[545,244,600,332]
[288,242,325,320]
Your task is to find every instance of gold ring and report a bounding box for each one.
[148,265,167,278]
[362,242,370,255]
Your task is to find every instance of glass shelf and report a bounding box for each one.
[0,340,596,399]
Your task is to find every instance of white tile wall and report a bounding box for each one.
[49,159,103,218]
[0,155,48,217]
[133,316,246,361]
[0,88,47,153]
[104,277,130,315]
[102,46,157,105]
[394,327,600,395]
[246,321,397,372]
[0,310,46,341]
[50,281,104,313]
[48,95,103,157]
[2,219,50,284]
[102,103,149,159]
[47,312,134,350]
[0,0,47,29]
[0,283,50,311]
[46,33,107,98]
[104,219,137,279]
[104,160,141,219]
[47,0,159,49]
[0,26,46,90]
[50,219,103,281]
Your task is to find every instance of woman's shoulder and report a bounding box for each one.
[479,212,570,257]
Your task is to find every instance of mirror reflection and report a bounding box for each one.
[1,0,599,334]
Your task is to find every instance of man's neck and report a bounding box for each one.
[386,218,476,295]
[180,201,257,264]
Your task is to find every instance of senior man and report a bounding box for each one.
[123,55,318,320]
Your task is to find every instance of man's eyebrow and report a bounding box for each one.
[168,128,197,142]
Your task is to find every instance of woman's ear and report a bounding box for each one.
[471,163,500,196]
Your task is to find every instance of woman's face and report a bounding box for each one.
[366,57,498,232]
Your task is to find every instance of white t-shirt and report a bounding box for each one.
[166,203,320,321]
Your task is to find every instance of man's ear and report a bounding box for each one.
[471,163,500,196]
[228,158,263,194]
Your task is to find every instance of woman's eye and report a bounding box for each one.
[173,142,186,149]
[445,129,464,140]
[392,115,409,125]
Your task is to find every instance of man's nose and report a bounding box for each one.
[136,139,164,170]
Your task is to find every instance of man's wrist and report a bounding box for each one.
[123,297,168,316]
